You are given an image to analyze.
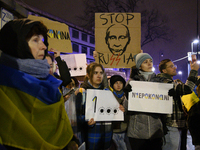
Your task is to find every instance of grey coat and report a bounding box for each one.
[126,72,167,139]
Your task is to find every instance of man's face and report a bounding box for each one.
[28,35,47,59]
[106,25,130,56]
[162,61,177,77]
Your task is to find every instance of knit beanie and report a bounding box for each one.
[110,75,126,88]
[134,53,153,69]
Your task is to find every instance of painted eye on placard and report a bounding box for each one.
[106,107,112,115]
[99,107,105,115]
[113,107,119,115]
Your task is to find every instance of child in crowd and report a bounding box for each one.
[109,75,128,150]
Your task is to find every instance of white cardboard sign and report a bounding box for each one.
[60,54,87,76]
[128,81,173,114]
[85,89,124,121]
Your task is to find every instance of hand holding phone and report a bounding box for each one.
[63,88,75,97]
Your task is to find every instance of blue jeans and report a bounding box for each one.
[113,133,127,150]
[162,126,181,150]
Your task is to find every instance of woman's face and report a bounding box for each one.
[89,66,104,88]
[28,35,47,59]
[140,58,153,72]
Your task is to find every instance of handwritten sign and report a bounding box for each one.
[1,8,13,28]
[60,54,87,76]
[95,13,141,68]
[85,89,124,121]
[28,15,72,53]
[128,81,173,114]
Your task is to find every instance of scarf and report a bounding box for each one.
[81,80,105,90]
[139,70,154,80]
[0,52,50,78]
[113,90,124,99]
[109,86,124,104]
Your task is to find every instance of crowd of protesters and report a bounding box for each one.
[1,18,200,150]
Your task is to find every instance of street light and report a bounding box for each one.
[178,71,182,81]
[178,71,182,75]
[152,67,155,72]
[191,39,199,54]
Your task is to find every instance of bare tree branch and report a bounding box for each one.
[77,0,173,46]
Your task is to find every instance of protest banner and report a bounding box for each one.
[60,54,87,76]
[95,13,141,68]
[128,81,173,114]
[85,89,124,121]
[28,15,72,53]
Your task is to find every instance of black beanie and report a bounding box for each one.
[110,75,126,88]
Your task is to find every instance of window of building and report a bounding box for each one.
[82,33,87,42]
[72,43,79,52]
[82,46,87,54]
[72,29,79,39]
[90,48,94,56]
[90,36,95,44]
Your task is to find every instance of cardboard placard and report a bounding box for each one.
[28,15,72,53]
[95,13,141,68]
[128,81,173,114]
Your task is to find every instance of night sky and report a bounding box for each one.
[21,0,200,82]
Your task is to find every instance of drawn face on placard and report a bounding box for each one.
[105,24,130,56]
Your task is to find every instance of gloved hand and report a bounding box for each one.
[168,88,177,97]
[123,84,132,99]
[175,84,192,96]
[123,84,132,93]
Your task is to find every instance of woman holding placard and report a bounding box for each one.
[124,53,167,150]
[76,62,113,150]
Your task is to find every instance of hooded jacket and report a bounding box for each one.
[0,19,73,149]
[0,19,48,59]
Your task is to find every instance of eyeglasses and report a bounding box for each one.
[166,65,177,69]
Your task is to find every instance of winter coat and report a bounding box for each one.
[157,70,197,128]
[126,70,167,139]
[0,19,73,150]
[76,80,113,150]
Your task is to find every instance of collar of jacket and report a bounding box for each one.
[157,73,173,80]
